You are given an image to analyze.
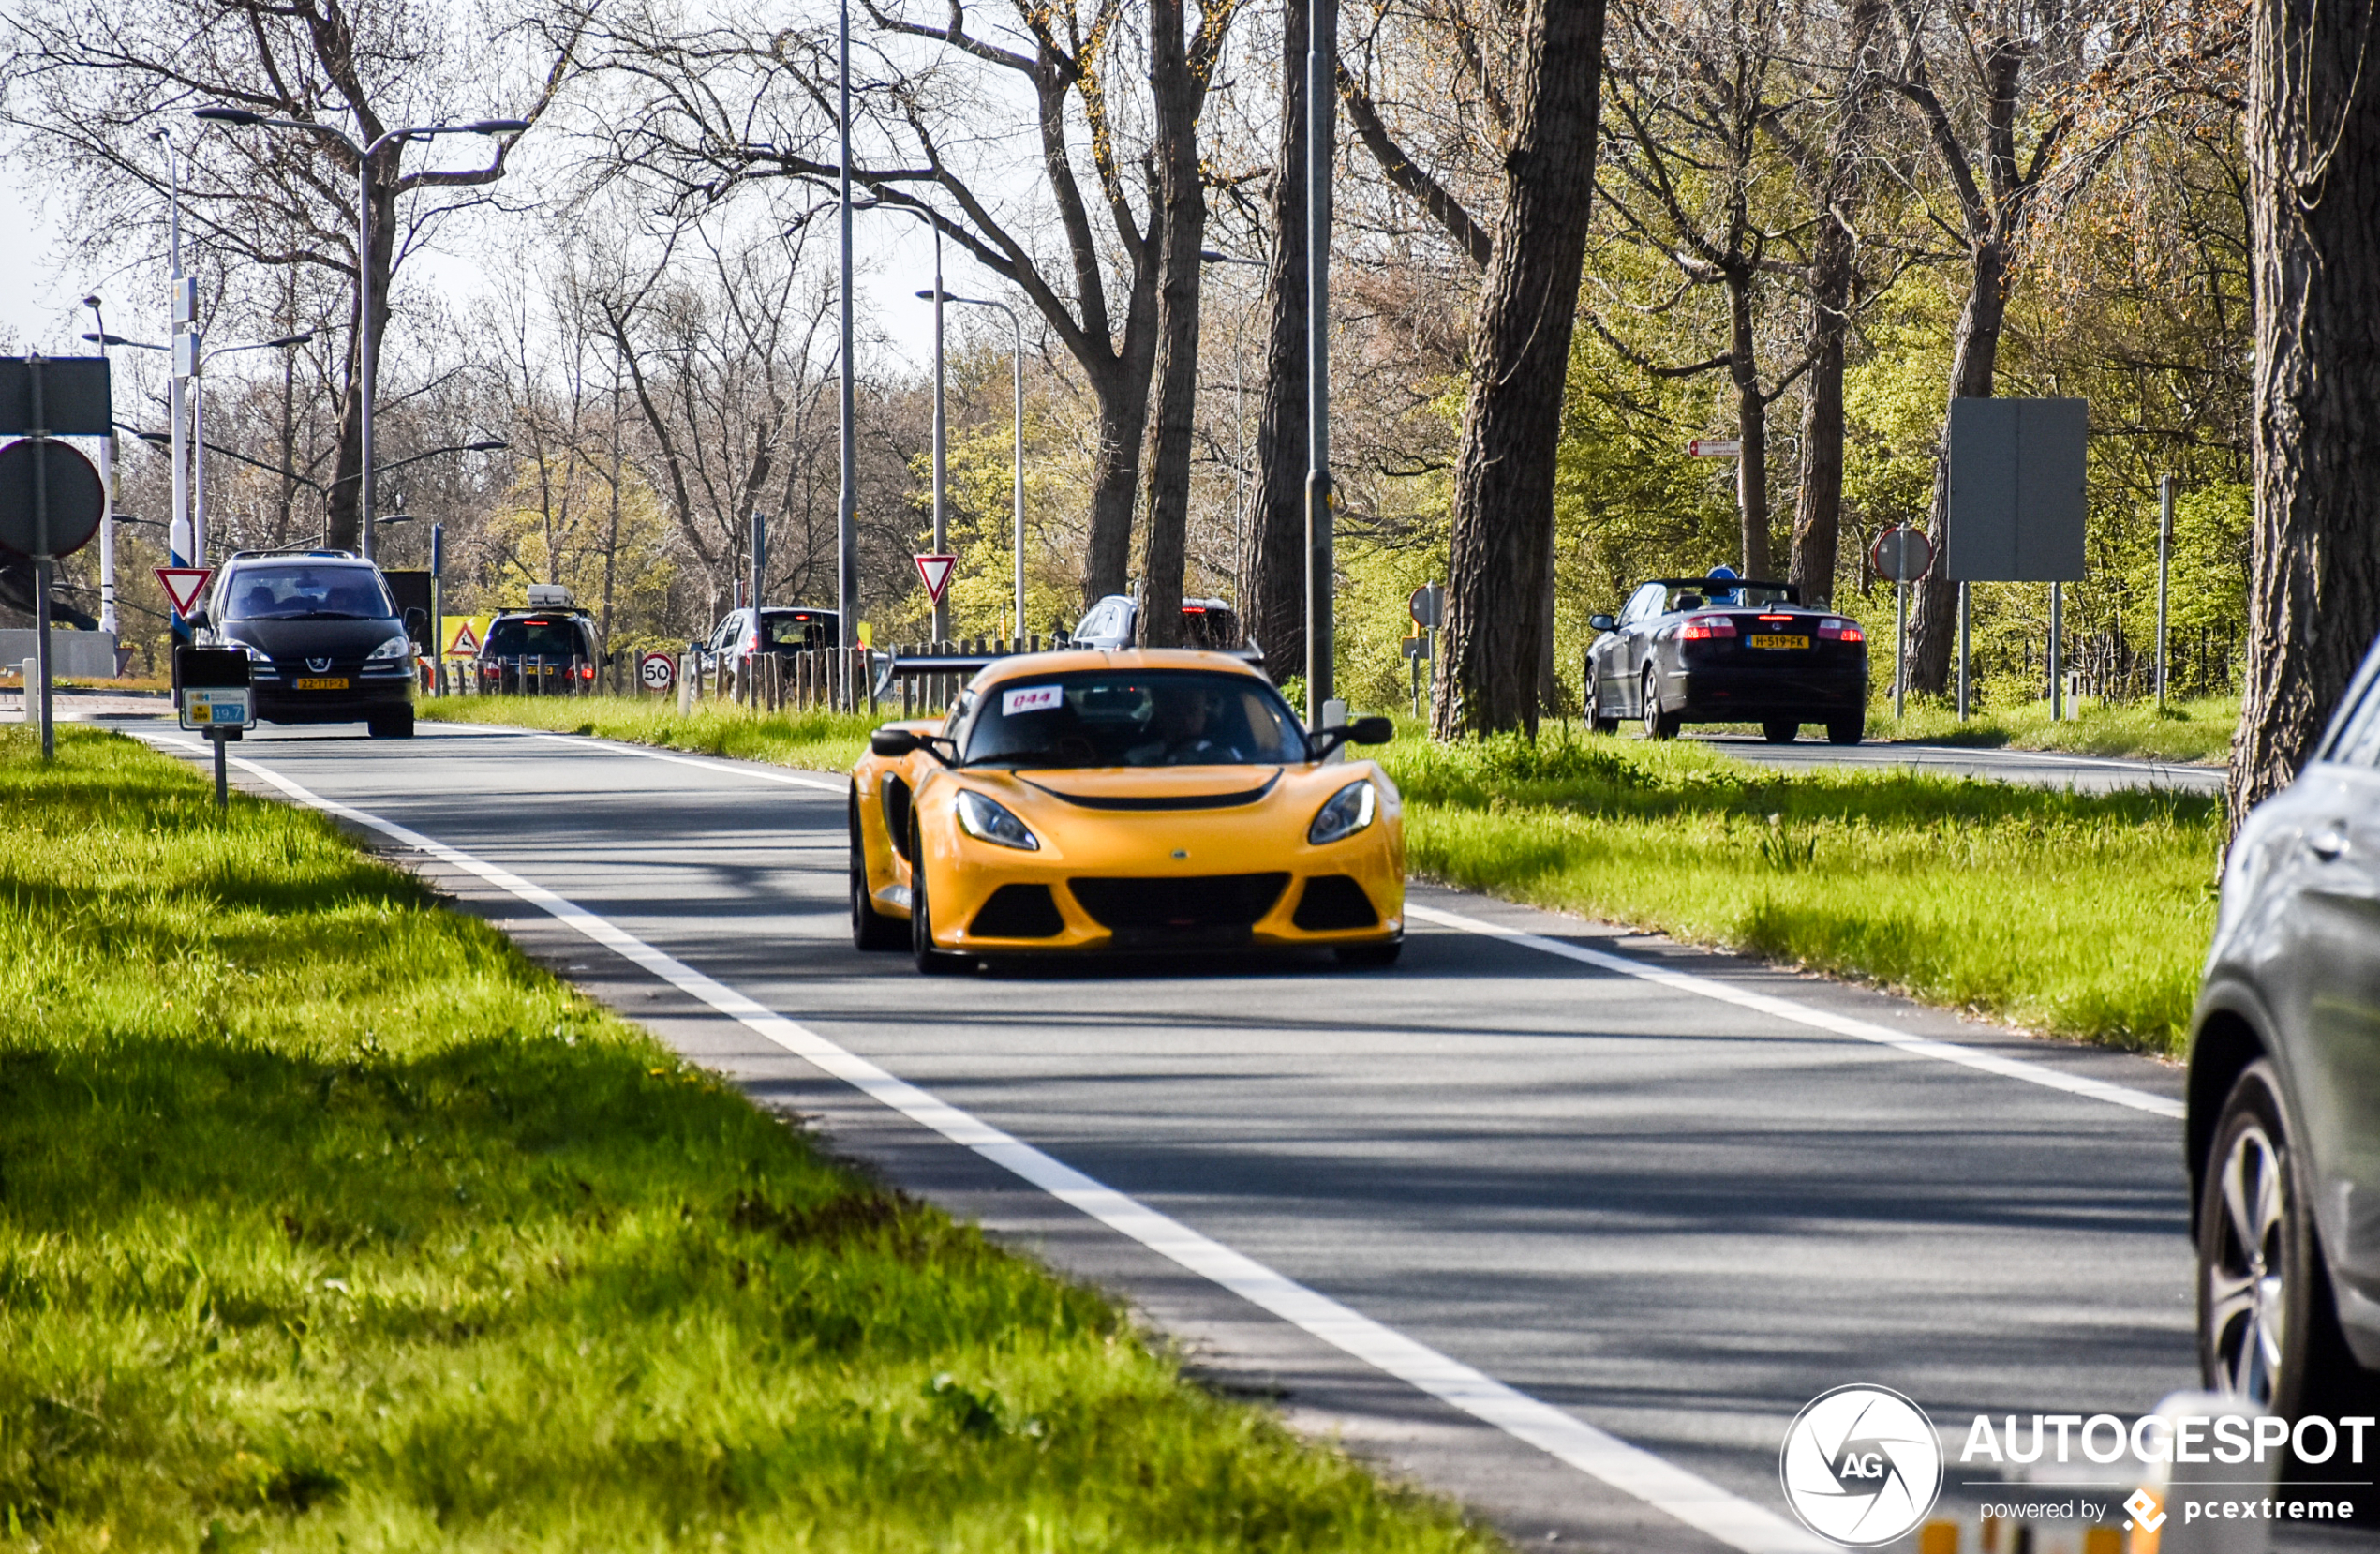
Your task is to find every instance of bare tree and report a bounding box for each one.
[1,0,582,550]
[2231,0,2380,813]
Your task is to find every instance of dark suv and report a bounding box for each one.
[474,607,602,694]
[2189,633,2380,1415]
[196,551,417,738]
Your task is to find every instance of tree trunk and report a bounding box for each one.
[1082,363,1153,607]
[1246,0,1312,680]
[1728,271,1771,576]
[1434,0,1609,738]
[1788,0,1884,610]
[2233,0,2380,817]
[1906,234,2008,695]
[323,172,399,554]
[1137,0,1210,649]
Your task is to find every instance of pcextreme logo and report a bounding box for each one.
[1779,1384,1946,1547]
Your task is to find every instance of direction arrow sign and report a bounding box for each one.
[914,552,958,605]
[445,618,483,657]
[1687,439,1743,457]
[156,566,213,618]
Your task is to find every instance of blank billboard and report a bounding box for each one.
[1945,397,2087,582]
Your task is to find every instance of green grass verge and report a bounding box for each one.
[1865,692,2239,764]
[423,696,2216,1053]
[0,725,1495,1553]
[417,694,877,771]
[1378,726,2220,1053]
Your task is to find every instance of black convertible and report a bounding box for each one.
[1584,576,1869,744]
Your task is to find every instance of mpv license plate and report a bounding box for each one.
[1748,635,1809,650]
[294,676,350,690]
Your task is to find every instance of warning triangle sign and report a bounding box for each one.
[446,619,482,657]
[914,552,958,605]
[156,566,213,618]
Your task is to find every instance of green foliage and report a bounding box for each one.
[1378,725,2221,1052]
[0,725,1495,1551]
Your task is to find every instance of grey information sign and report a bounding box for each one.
[0,358,112,437]
[1946,397,2087,582]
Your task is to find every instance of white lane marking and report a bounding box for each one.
[524,730,848,793]
[1406,903,2185,1121]
[138,732,1822,1554]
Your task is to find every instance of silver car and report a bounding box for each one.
[2190,645,2380,1412]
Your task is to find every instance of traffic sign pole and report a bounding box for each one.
[30,357,52,759]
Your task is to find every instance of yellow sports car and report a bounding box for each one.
[849,649,1403,972]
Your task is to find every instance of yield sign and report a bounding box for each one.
[914,552,958,605]
[156,566,213,618]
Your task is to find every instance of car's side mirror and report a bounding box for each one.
[187,608,210,631]
[1588,613,1615,633]
[870,728,920,757]
[1348,716,1393,746]
[403,606,429,644]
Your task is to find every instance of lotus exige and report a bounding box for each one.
[849,649,1402,972]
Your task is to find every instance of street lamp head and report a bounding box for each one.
[82,294,101,310]
[915,289,939,300]
[379,514,416,526]
[262,331,316,349]
[192,107,264,127]
[466,440,508,453]
[466,118,531,136]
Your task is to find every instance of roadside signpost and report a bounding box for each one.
[156,566,212,619]
[1947,397,2088,719]
[445,618,483,658]
[1406,581,1443,718]
[1870,526,1934,722]
[1687,439,1742,458]
[0,356,112,761]
[173,643,252,809]
[640,650,677,694]
[914,553,957,610]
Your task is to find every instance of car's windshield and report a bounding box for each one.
[1668,581,1796,610]
[483,619,586,659]
[961,670,1310,769]
[223,564,394,621]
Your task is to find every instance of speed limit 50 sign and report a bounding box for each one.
[639,650,677,691]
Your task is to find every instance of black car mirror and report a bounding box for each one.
[187,608,210,631]
[1588,613,1615,633]
[402,606,429,644]
[871,728,921,758]
[1348,716,1393,745]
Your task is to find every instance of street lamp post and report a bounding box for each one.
[192,108,528,562]
[944,294,1024,638]
[891,213,950,641]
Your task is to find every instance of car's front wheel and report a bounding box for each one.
[1763,721,1798,744]
[2198,1060,2364,1413]
[1826,715,1864,746]
[908,827,967,976]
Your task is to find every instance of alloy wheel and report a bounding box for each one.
[2205,1118,2288,1403]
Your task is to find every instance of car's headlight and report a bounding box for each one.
[366,634,413,661]
[237,642,273,663]
[956,789,1039,851]
[1309,779,1377,844]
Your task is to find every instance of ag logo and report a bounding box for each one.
[1778,1384,1942,1547]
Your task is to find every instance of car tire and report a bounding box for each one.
[1642,670,1680,740]
[1335,938,1403,968]
[1763,721,1798,744]
[1826,716,1864,746]
[850,801,907,952]
[909,826,967,976]
[2197,1059,2369,1414]
[367,709,414,739]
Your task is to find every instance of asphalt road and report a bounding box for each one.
[1692,733,2229,795]
[115,719,2314,1551]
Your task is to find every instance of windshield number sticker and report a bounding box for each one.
[1003,685,1064,716]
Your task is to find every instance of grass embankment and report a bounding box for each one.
[417,693,875,771]
[1380,728,2221,1053]
[427,695,2217,1052]
[1867,692,2238,764]
[0,726,1494,1553]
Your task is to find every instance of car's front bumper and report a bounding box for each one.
[252,669,413,724]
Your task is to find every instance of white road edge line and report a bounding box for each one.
[133,732,1824,1554]
[1406,903,2184,1121]
[520,730,849,793]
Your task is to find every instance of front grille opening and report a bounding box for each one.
[1293,874,1379,931]
[1067,873,1289,945]
[970,883,1065,939]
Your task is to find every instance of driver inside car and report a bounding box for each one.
[1129,680,1238,765]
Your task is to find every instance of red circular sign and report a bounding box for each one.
[1868,525,1935,584]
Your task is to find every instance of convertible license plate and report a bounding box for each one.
[293,676,350,690]
[1748,635,1809,650]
